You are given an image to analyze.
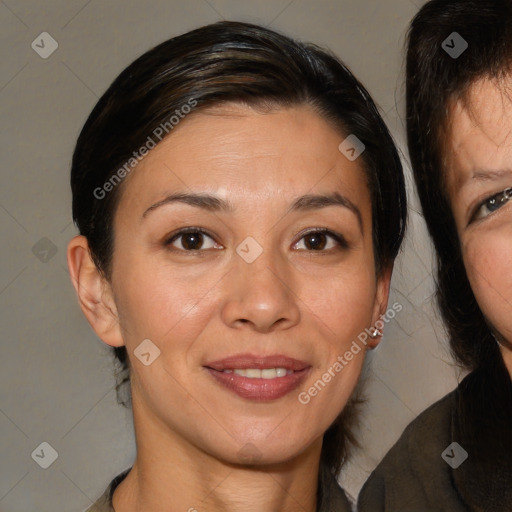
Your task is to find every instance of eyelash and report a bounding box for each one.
[164,227,349,254]
[470,187,512,224]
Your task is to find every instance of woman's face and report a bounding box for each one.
[105,103,388,465]
[446,78,512,362]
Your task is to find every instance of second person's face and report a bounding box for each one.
[446,77,512,366]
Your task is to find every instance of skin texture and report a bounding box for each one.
[67,103,391,511]
[445,77,512,376]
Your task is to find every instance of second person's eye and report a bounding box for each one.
[471,187,512,222]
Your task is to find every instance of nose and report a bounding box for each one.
[220,247,301,334]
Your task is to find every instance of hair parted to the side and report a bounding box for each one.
[71,21,406,478]
[406,2,512,509]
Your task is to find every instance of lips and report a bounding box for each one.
[204,354,311,401]
[204,354,310,372]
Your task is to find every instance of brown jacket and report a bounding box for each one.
[358,369,512,511]
[85,463,353,511]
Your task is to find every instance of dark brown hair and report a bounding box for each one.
[71,20,406,478]
[406,1,512,508]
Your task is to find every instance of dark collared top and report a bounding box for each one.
[358,369,512,512]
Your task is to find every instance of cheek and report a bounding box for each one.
[463,232,512,334]
[305,276,374,335]
[299,259,376,329]
[112,251,225,345]
[295,268,372,421]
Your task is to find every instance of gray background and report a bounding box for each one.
[0,0,462,510]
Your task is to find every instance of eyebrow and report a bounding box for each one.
[142,193,230,217]
[471,169,512,182]
[142,191,363,231]
[286,193,363,232]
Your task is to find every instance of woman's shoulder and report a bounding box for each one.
[357,388,469,512]
[84,468,131,512]
[83,488,112,512]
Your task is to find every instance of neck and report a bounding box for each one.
[113,392,322,512]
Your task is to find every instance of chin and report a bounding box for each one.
[230,435,316,467]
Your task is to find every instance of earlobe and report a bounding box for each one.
[368,265,393,349]
[67,235,124,348]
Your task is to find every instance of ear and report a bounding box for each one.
[367,264,393,349]
[67,235,124,348]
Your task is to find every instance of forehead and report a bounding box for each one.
[445,77,512,190]
[117,103,371,218]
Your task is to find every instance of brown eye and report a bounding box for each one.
[166,229,219,251]
[293,230,348,251]
[181,232,205,250]
[304,232,328,250]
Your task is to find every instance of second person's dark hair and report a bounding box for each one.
[406,2,512,509]
[406,0,512,370]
